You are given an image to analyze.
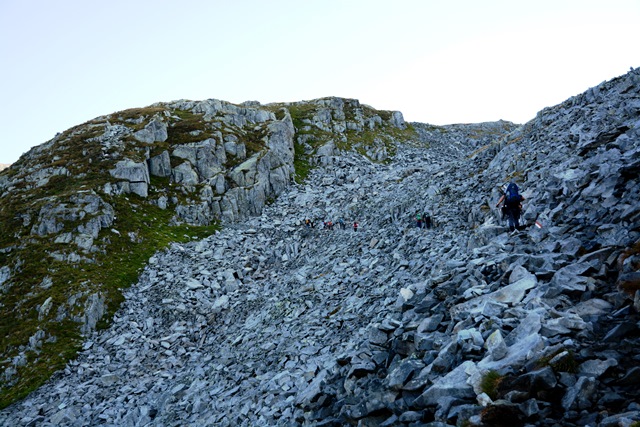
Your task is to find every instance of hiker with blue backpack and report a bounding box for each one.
[496,181,525,232]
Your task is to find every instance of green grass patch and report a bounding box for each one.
[0,319,82,409]
[166,110,210,146]
[537,349,578,373]
[480,370,504,400]
[113,106,166,124]
[236,125,267,158]
[340,123,417,162]
[293,141,312,184]
[282,103,318,130]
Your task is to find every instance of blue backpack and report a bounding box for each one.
[505,183,521,206]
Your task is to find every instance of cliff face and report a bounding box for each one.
[0,97,421,406]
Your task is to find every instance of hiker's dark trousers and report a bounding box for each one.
[507,208,520,231]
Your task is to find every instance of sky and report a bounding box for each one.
[1,0,639,164]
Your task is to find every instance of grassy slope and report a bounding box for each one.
[0,107,220,408]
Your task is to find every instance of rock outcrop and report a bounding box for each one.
[1,68,638,427]
[0,97,417,409]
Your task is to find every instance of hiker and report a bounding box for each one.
[353,221,359,232]
[304,218,312,228]
[337,218,345,230]
[496,181,525,232]
[424,212,432,229]
[416,212,423,229]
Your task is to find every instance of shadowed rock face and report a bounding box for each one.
[1,69,639,426]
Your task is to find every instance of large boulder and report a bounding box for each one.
[109,159,150,197]
[133,118,168,143]
[148,151,171,177]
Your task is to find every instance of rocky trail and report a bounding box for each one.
[1,69,639,427]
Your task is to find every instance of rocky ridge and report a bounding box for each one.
[0,69,638,426]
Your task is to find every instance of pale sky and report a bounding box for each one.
[1,0,639,164]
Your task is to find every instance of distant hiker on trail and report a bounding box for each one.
[496,181,525,232]
[424,212,432,229]
[353,221,359,232]
[338,218,345,230]
[415,211,432,229]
